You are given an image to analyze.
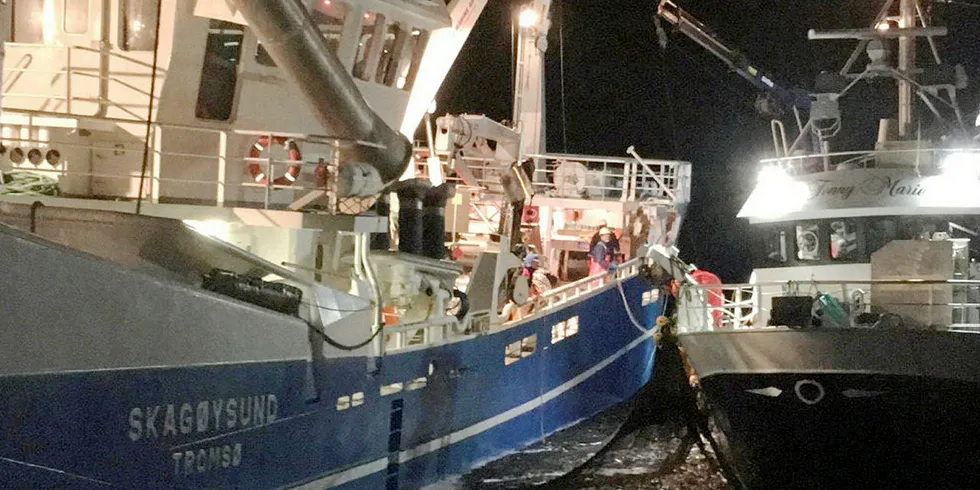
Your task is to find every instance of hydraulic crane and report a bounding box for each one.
[655,0,810,120]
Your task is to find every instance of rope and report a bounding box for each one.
[616,277,651,334]
[135,0,164,215]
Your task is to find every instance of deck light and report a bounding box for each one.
[751,165,808,217]
[940,151,980,180]
[519,8,539,28]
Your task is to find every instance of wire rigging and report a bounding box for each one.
[136,0,164,215]
[559,0,569,152]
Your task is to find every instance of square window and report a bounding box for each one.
[795,223,820,261]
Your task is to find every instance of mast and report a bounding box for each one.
[898,0,916,137]
[513,1,552,168]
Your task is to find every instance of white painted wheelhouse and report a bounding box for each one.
[0,0,478,206]
[738,146,980,327]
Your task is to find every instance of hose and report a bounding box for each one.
[305,318,384,351]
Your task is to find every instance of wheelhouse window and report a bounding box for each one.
[63,0,89,35]
[795,222,820,261]
[375,22,403,86]
[13,0,46,43]
[762,228,788,264]
[396,28,428,91]
[256,1,349,67]
[121,0,159,51]
[901,217,942,241]
[867,218,897,254]
[829,219,858,261]
[313,0,348,53]
[353,11,385,81]
[195,20,243,121]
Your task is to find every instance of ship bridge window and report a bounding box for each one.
[63,0,89,35]
[867,218,897,254]
[375,22,404,86]
[195,20,244,121]
[256,1,350,67]
[390,27,428,91]
[761,228,788,264]
[12,0,47,43]
[795,222,820,261]
[121,0,159,51]
[353,11,385,81]
[313,0,349,53]
[901,217,943,241]
[829,219,858,261]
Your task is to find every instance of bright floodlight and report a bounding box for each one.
[875,21,890,32]
[940,151,980,180]
[757,165,790,185]
[519,8,539,28]
[751,165,809,218]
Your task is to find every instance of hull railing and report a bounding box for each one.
[678,279,980,333]
[380,258,646,352]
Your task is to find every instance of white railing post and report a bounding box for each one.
[65,47,72,114]
[734,286,743,328]
[264,132,273,209]
[217,131,227,207]
[151,124,162,203]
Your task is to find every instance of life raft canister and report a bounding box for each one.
[690,269,723,328]
[248,136,302,186]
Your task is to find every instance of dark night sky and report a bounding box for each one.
[435,0,980,281]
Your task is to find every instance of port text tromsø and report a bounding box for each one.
[127,394,278,476]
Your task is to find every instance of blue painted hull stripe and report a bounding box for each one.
[294,320,658,489]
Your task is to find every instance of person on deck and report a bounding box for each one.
[589,220,620,253]
[588,227,618,275]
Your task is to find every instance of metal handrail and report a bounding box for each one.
[759,147,980,175]
[678,277,980,331]
[4,42,167,73]
[683,278,980,288]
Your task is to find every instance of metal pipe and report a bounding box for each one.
[807,26,946,40]
[898,0,916,137]
[230,0,412,184]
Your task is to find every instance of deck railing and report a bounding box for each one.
[758,147,980,177]
[678,279,980,333]
[409,146,687,205]
[0,109,380,212]
[3,43,165,119]
[527,152,685,204]
[382,258,644,352]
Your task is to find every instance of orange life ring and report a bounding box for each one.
[247,136,302,186]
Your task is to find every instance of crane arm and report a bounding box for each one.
[656,0,810,114]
